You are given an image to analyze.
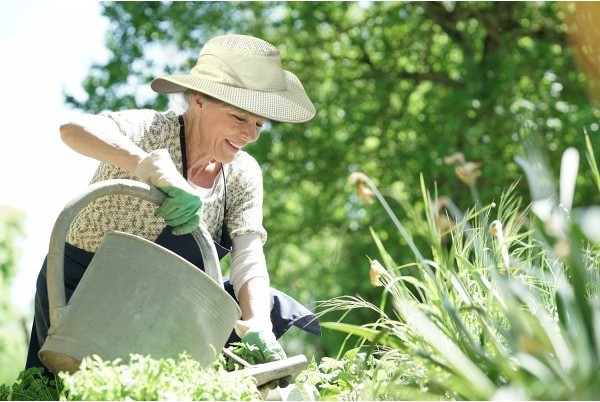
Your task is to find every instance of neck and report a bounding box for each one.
[183,112,210,164]
[182,112,221,185]
[188,157,219,175]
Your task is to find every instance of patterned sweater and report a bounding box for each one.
[66,109,267,252]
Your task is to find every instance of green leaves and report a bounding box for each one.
[1,367,61,401]
[294,348,386,401]
[58,353,259,401]
[0,207,24,286]
[2,353,262,401]
[318,139,600,399]
[0,207,26,385]
[320,322,403,350]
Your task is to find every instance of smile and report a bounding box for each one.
[226,139,242,151]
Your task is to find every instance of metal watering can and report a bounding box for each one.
[38,179,307,385]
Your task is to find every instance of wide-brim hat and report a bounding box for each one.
[151,34,316,123]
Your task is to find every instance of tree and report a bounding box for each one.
[65,1,600,357]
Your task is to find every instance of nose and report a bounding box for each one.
[244,121,261,143]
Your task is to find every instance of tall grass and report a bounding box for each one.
[321,135,600,400]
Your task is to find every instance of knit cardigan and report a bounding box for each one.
[66,109,267,252]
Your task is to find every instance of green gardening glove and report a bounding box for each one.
[135,149,202,235]
[236,320,291,388]
[241,330,287,363]
[154,186,201,235]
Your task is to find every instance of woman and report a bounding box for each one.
[27,34,320,374]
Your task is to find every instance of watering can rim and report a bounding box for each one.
[45,179,238,330]
[100,229,238,301]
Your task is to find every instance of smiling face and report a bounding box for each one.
[190,93,267,165]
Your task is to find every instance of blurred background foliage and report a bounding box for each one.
[61,1,600,359]
[0,207,27,384]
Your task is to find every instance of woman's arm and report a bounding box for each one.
[231,233,272,329]
[231,234,286,363]
[59,113,148,173]
[61,112,202,235]
[237,277,272,327]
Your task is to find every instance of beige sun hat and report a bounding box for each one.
[151,34,316,123]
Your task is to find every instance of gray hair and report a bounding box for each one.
[167,89,205,112]
[171,90,267,123]
[169,89,229,112]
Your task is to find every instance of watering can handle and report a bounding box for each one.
[47,179,223,329]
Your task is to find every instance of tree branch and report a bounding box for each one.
[424,2,475,58]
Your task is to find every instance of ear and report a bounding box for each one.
[191,92,204,114]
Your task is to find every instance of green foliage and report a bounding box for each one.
[0,367,61,401]
[0,207,24,288]
[320,138,600,399]
[225,341,275,369]
[294,349,375,400]
[65,1,600,358]
[1,354,259,401]
[293,347,445,401]
[58,353,259,401]
[0,327,27,389]
[0,207,26,385]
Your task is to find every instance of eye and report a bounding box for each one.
[233,114,246,123]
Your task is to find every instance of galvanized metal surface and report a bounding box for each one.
[39,179,241,373]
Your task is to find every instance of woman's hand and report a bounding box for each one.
[235,320,286,363]
[135,149,202,235]
[235,319,291,388]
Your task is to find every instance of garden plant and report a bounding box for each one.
[3,2,600,400]
[306,130,600,400]
[0,351,261,401]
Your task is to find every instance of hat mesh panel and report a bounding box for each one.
[211,35,278,55]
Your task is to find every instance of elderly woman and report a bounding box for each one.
[26,34,320,374]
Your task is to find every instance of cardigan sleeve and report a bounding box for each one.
[225,152,268,244]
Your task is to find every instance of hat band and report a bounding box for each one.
[191,54,287,92]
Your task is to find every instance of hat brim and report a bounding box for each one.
[151,71,316,124]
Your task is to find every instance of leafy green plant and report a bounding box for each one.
[1,353,260,401]
[58,353,259,401]
[320,134,600,400]
[293,347,444,401]
[0,367,61,401]
[225,341,269,370]
[293,348,372,401]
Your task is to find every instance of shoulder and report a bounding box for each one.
[232,150,260,170]
[229,151,262,180]
[102,109,178,134]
